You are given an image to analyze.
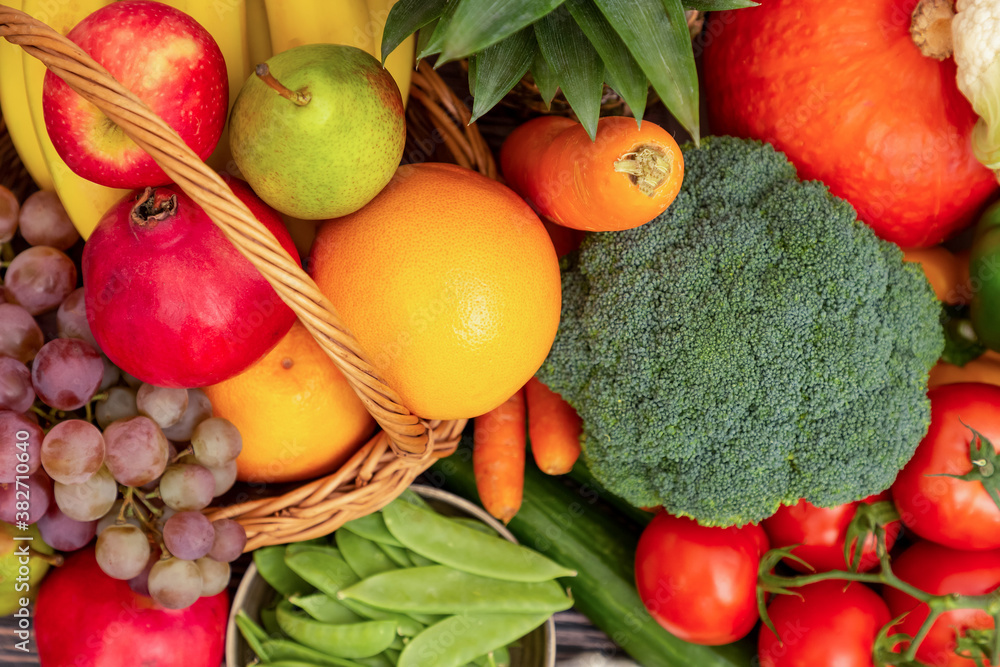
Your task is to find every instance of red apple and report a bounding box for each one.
[42,1,228,188]
[34,547,228,666]
[83,176,300,388]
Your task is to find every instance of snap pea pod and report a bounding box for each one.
[397,612,550,667]
[285,549,361,597]
[383,501,576,583]
[235,611,271,659]
[287,542,339,558]
[449,517,498,536]
[337,530,399,579]
[261,662,329,667]
[341,513,404,548]
[261,602,284,637]
[338,565,574,614]
[388,636,406,651]
[467,644,511,667]
[398,489,432,511]
[261,638,370,667]
[290,593,364,625]
[384,648,401,664]
[404,550,435,568]
[375,541,413,568]
[254,546,314,597]
[354,654,395,667]
[338,598,426,637]
[276,599,398,659]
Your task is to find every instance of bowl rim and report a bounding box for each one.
[225,483,558,667]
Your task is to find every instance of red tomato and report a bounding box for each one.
[758,581,890,667]
[892,383,1000,550]
[882,541,1000,667]
[761,492,901,573]
[634,512,767,645]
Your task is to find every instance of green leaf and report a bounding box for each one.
[594,0,700,142]
[684,0,758,10]
[530,49,559,108]
[415,19,440,61]
[416,0,461,61]
[534,5,605,140]
[565,0,648,124]
[382,0,449,63]
[468,29,538,123]
[438,0,567,63]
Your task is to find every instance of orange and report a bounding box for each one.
[309,162,562,420]
[202,320,375,483]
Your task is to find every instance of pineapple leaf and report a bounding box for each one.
[382,0,449,63]
[685,0,758,10]
[594,0,700,142]
[468,29,538,124]
[565,0,648,124]
[531,49,560,108]
[534,5,605,140]
[416,0,462,61]
[438,0,567,63]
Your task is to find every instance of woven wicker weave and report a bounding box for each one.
[0,6,496,550]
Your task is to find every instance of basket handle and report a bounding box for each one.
[0,4,439,455]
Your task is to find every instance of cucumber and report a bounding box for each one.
[431,446,756,667]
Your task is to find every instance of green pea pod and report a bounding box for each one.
[398,489,433,511]
[287,542,340,558]
[254,546,314,597]
[388,636,406,651]
[354,654,395,667]
[261,638,370,666]
[286,549,361,597]
[972,200,1000,350]
[290,593,365,625]
[382,502,577,582]
[337,598,423,637]
[397,612,549,667]
[338,565,574,615]
[261,603,284,638]
[405,550,435,568]
[276,599,398,659]
[341,513,405,548]
[449,517,498,536]
[338,530,399,579]
[384,648,402,664]
[262,662,331,667]
[235,611,271,660]
[376,541,414,568]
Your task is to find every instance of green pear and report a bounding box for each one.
[229,43,406,220]
[0,521,58,616]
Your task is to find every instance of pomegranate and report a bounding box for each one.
[34,548,228,666]
[83,177,299,387]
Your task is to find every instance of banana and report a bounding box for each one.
[162,0,249,174]
[22,0,128,240]
[0,0,53,190]
[264,0,374,56]
[245,0,272,74]
[367,0,414,107]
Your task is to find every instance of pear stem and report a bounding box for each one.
[255,63,310,106]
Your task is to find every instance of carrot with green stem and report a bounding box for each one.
[525,377,582,475]
[500,115,684,232]
[473,388,527,524]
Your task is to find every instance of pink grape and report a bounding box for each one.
[18,190,79,250]
[96,524,151,580]
[36,504,97,551]
[207,459,237,497]
[95,386,138,429]
[190,417,242,467]
[162,510,214,560]
[99,355,120,391]
[0,470,51,525]
[0,185,18,243]
[0,303,44,363]
[128,546,161,597]
[31,337,104,410]
[0,357,35,413]
[40,419,105,484]
[148,557,202,609]
[161,388,213,441]
[0,410,42,483]
[96,500,143,535]
[121,371,143,389]
[103,416,169,487]
[159,464,215,511]
[136,384,188,429]
[53,465,117,522]
[207,519,246,563]
[3,246,77,315]
[196,557,230,597]
[56,287,98,350]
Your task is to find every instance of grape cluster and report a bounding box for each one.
[0,185,247,610]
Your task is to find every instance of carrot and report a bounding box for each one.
[902,245,967,305]
[524,376,582,475]
[473,388,527,523]
[499,115,684,232]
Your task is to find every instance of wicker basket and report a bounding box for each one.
[0,7,496,551]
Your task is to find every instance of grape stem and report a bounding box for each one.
[132,488,162,517]
[171,446,193,463]
[84,392,108,424]
[758,525,1000,663]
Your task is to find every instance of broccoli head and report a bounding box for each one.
[537,136,944,527]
